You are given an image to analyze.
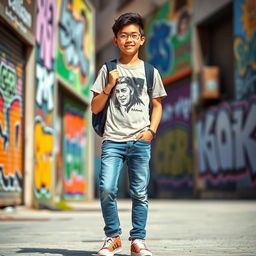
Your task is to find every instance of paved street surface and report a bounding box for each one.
[0,200,256,256]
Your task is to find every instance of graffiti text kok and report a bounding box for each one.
[196,100,256,177]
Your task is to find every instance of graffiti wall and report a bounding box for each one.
[56,0,95,98]
[63,99,87,199]
[0,55,24,204]
[34,0,56,204]
[234,0,256,100]
[151,79,193,196]
[146,0,192,84]
[34,0,93,204]
[196,96,256,188]
[2,0,35,36]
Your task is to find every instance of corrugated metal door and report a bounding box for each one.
[0,23,25,206]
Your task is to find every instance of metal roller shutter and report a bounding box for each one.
[0,22,25,206]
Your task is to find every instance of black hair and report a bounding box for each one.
[112,13,144,38]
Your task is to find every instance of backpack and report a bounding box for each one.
[92,59,154,137]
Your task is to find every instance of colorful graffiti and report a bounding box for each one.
[56,0,95,97]
[234,0,256,100]
[34,116,54,198]
[0,91,23,192]
[34,0,57,201]
[152,80,193,191]
[3,0,35,35]
[63,101,87,199]
[0,52,23,198]
[0,61,17,97]
[36,0,56,112]
[196,97,256,186]
[146,0,192,84]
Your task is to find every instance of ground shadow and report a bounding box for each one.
[17,248,127,256]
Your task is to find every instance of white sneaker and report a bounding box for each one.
[97,236,122,256]
[130,239,152,256]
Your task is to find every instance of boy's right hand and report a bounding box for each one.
[108,69,119,88]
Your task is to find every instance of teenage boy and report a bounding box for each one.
[91,13,167,256]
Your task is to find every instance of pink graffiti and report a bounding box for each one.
[36,0,56,70]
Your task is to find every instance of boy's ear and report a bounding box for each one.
[113,37,118,46]
[140,36,146,46]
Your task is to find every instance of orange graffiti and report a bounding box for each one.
[65,112,86,138]
[64,172,86,195]
[0,94,23,187]
[34,118,53,193]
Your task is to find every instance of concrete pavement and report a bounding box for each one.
[0,200,256,256]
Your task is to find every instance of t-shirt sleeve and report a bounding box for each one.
[91,64,108,94]
[152,68,167,98]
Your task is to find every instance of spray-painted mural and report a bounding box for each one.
[151,80,193,196]
[196,96,256,187]
[63,99,87,199]
[146,0,192,84]
[34,0,56,204]
[0,48,24,204]
[234,0,256,100]
[56,0,94,97]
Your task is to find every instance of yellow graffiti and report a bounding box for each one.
[34,119,53,194]
[242,0,256,39]
[153,128,192,176]
[234,35,256,76]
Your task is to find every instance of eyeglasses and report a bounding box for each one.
[118,33,141,41]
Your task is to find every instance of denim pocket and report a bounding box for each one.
[138,139,151,144]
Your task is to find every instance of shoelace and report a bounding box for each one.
[103,237,114,247]
[132,239,146,249]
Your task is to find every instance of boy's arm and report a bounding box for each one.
[149,97,162,133]
[91,91,109,114]
[91,69,119,114]
[136,97,163,141]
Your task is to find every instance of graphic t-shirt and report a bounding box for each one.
[91,61,167,142]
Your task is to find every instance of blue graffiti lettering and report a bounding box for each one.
[59,0,88,76]
[148,22,172,73]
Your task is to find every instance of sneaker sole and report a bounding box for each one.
[131,252,152,256]
[98,247,122,256]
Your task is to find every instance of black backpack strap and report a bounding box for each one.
[144,61,154,117]
[105,59,117,74]
[103,59,117,97]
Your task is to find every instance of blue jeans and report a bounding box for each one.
[99,139,151,240]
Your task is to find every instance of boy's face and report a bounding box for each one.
[113,24,145,56]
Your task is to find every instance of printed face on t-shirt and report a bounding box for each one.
[115,83,134,106]
[114,76,145,114]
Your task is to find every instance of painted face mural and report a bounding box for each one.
[146,0,192,83]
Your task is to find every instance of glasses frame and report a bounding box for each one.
[117,32,142,41]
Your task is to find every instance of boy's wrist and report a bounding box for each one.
[102,89,110,96]
[147,128,156,138]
